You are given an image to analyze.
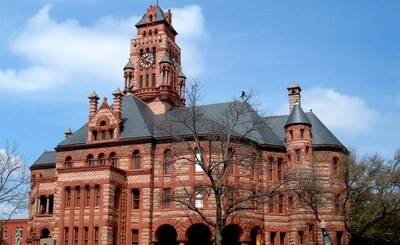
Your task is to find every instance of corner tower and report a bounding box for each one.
[124,4,186,114]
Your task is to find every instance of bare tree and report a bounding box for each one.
[156,81,287,245]
[0,142,30,220]
[342,148,400,245]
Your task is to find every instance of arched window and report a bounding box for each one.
[65,156,72,168]
[226,148,233,174]
[195,148,202,172]
[149,14,153,22]
[133,151,141,169]
[86,154,94,166]
[333,157,338,175]
[164,150,172,174]
[100,120,106,126]
[110,152,117,166]
[98,153,106,166]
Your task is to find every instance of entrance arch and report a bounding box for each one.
[250,226,263,245]
[156,224,178,245]
[186,223,212,245]
[40,228,50,238]
[222,224,242,245]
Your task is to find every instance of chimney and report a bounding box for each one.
[287,84,301,112]
[112,88,123,120]
[64,128,73,138]
[88,91,100,120]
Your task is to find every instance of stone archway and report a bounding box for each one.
[250,226,263,245]
[186,223,212,245]
[40,228,50,238]
[156,224,178,245]
[222,224,242,245]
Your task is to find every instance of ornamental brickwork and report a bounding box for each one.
[27,4,347,245]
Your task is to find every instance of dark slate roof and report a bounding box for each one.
[33,93,345,168]
[285,103,311,128]
[136,5,167,27]
[154,102,284,147]
[58,95,155,147]
[119,95,154,139]
[265,112,344,147]
[30,151,56,170]
[55,93,343,148]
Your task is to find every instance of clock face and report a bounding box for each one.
[140,53,154,68]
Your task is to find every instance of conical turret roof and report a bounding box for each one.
[124,59,134,70]
[284,102,311,128]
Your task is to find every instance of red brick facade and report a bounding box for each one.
[27,4,347,245]
[1,219,28,245]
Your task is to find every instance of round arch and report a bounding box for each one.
[222,224,243,245]
[40,228,50,238]
[156,224,178,245]
[250,226,263,245]
[186,223,212,245]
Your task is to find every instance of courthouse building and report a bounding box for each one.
[28,4,347,245]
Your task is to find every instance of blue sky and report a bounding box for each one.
[1,0,399,168]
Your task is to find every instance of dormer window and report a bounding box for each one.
[100,121,106,126]
[149,14,153,22]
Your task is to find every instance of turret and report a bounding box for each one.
[284,101,312,165]
[88,91,100,120]
[123,59,135,94]
[112,88,123,120]
[178,70,186,105]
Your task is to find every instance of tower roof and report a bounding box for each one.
[123,59,134,70]
[284,102,311,128]
[136,5,167,26]
[179,70,186,78]
[159,54,172,64]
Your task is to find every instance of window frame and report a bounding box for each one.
[132,189,140,209]
[164,150,172,175]
[133,151,141,169]
[163,188,171,209]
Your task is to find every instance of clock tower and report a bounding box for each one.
[123,4,186,114]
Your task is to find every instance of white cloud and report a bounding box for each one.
[276,87,378,137]
[0,4,207,94]
[171,5,207,77]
